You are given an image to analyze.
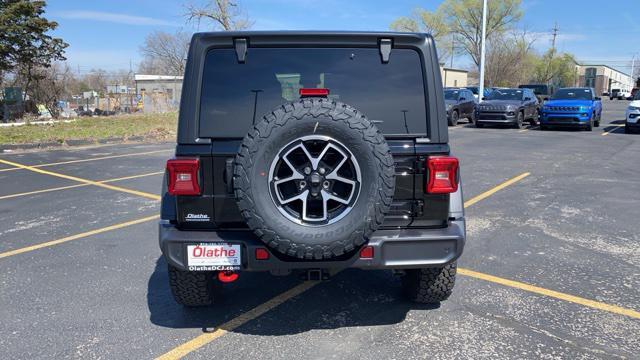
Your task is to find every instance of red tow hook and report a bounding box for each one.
[218,271,239,283]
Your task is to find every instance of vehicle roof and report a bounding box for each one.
[191,30,432,42]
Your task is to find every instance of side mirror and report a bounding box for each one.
[481,97,486,100]
[594,96,601,101]
[524,97,532,101]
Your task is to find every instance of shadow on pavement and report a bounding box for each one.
[147,257,437,335]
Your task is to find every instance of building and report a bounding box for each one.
[575,65,633,95]
[440,67,468,88]
[134,75,183,103]
[134,75,183,113]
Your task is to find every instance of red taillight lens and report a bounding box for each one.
[166,158,201,195]
[255,248,270,260]
[218,271,239,283]
[359,246,374,259]
[299,88,330,97]
[426,156,459,194]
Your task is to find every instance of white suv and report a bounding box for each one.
[625,92,640,133]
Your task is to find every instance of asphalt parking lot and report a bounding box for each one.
[0,99,638,359]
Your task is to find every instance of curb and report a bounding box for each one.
[0,136,170,153]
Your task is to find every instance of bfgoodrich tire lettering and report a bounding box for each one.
[234,98,395,260]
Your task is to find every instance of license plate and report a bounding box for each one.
[186,243,241,271]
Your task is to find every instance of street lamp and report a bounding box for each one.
[478,0,488,103]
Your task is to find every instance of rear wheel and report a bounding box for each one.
[475,122,484,128]
[402,262,457,303]
[449,110,459,126]
[468,109,476,124]
[625,125,631,134]
[586,119,593,131]
[168,264,217,307]
[594,113,600,127]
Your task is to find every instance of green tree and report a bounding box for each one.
[532,49,577,88]
[390,6,457,61]
[0,0,67,99]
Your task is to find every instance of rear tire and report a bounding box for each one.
[594,113,600,127]
[168,264,217,307]
[402,262,457,303]
[475,122,484,128]
[586,119,593,132]
[468,110,476,124]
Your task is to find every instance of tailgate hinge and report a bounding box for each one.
[234,38,248,63]
[379,38,392,63]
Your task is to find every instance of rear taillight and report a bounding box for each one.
[166,158,201,196]
[426,156,459,194]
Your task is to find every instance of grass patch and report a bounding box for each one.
[0,112,178,145]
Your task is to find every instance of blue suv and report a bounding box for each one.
[540,88,602,131]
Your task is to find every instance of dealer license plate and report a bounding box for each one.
[186,243,241,271]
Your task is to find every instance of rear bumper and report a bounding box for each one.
[159,219,466,271]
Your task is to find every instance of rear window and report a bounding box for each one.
[199,48,427,138]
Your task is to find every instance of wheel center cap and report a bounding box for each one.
[309,172,322,184]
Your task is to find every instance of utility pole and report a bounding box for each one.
[551,22,559,52]
[450,35,455,69]
[478,0,488,103]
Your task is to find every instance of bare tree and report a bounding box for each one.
[484,30,536,87]
[139,30,191,75]
[443,0,522,67]
[185,0,253,30]
[28,63,73,118]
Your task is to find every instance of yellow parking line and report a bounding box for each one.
[0,215,159,259]
[518,126,538,133]
[457,268,640,319]
[0,171,164,201]
[0,149,172,173]
[0,158,161,201]
[156,281,317,360]
[463,172,530,208]
[602,126,622,136]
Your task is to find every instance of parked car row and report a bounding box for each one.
[445,86,606,132]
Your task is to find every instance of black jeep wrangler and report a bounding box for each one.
[159,31,466,306]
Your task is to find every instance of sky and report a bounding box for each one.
[45,0,640,75]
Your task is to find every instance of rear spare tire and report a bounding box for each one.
[234,99,395,259]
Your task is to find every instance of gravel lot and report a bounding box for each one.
[0,99,638,359]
